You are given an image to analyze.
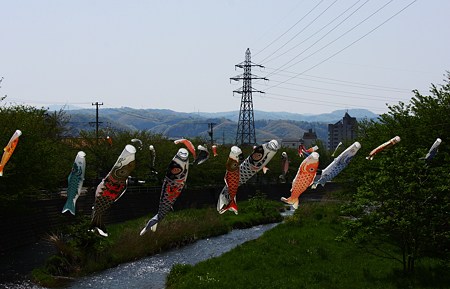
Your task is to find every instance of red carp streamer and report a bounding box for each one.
[212,145,218,157]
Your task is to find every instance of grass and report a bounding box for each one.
[32,197,283,287]
[166,202,450,289]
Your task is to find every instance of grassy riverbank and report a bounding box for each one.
[166,202,450,289]
[32,196,283,287]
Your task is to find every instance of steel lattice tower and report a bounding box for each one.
[231,48,267,146]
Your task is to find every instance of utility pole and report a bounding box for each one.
[91,102,103,180]
[207,122,216,146]
[91,102,103,145]
[231,48,267,146]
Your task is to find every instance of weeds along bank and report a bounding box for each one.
[32,198,283,288]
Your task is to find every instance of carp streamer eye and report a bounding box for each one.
[251,152,263,161]
[114,161,135,179]
[226,159,239,171]
[308,167,316,172]
[115,167,129,178]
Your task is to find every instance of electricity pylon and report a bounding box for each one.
[231,48,267,146]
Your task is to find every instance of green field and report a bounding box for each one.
[166,202,450,289]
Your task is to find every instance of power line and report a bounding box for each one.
[253,0,326,58]
[4,98,92,106]
[267,79,410,101]
[260,0,368,65]
[266,0,417,91]
[262,92,390,112]
[107,108,154,120]
[249,0,306,50]
[258,0,339,64]
[266,0,392,80]
[259,67,411,93]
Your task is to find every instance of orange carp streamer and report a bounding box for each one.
[0,130,22,176]
[366,136,401,160]
[174,138,196,160]
[219,146,242,214]
[281,152,319,209]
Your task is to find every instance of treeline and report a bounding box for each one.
[1,104,334,201]
[337,72,450,272]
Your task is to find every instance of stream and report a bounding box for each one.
[1,220,285,289]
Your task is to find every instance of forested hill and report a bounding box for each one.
[61,107,378,144]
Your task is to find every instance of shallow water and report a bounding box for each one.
[68,223,279,289]
[1,222,282,289]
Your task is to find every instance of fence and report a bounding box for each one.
[0,182,339,252]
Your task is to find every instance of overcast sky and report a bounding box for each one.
[1,0,449,116]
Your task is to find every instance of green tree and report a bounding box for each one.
[75,129,170,182]
[340,73,450,273]
[0,105,74,199]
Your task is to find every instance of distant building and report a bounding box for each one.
[328,112,358,150]
[281,138,301,149]
[281,129,318,149]
[302,128,317,148]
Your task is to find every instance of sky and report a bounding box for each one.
[1,0,449,116]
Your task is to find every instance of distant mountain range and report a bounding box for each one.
[198,109,378,123]
[59,107,378,144]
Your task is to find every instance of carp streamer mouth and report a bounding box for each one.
[168,161,183,176]
[249,145,264,162]
[170,167,182,175]
[251,152,263,162]
[267,140,280,151]
[250,153,269,170]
